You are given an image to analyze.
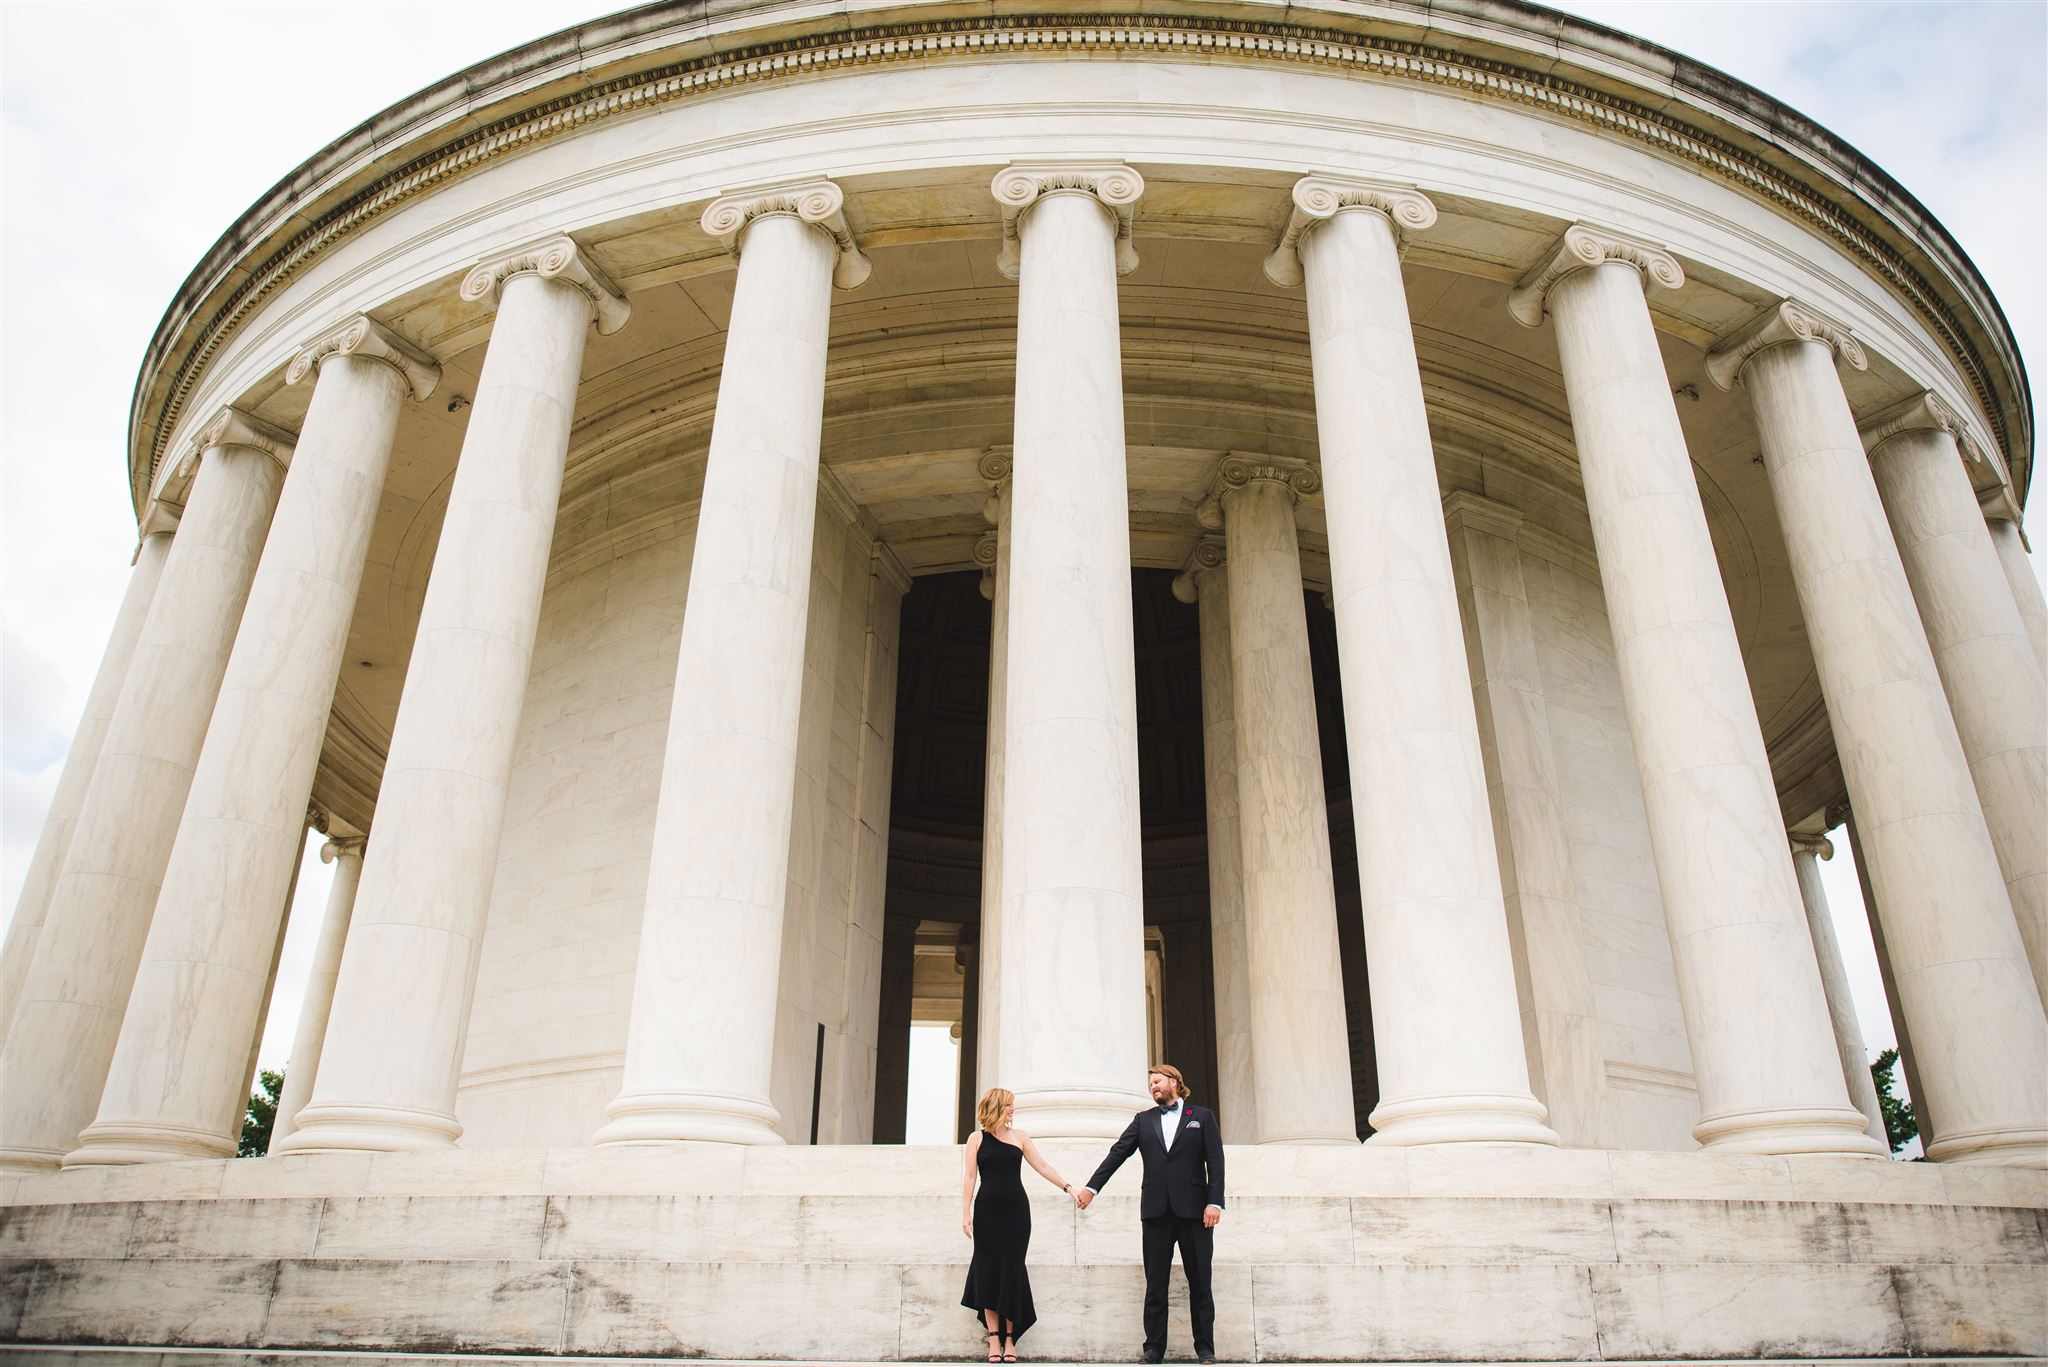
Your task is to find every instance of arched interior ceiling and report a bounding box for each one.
[269,166,1864,834]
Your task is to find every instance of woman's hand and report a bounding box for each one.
[962,1216,974,1239]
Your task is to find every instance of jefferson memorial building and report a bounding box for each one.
[1,0,2043,1360]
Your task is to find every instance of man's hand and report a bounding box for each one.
[1075,1188,1094,1210]
[1202,1205,1222,1229]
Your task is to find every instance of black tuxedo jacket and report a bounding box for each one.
[1086,1102,1225,1220]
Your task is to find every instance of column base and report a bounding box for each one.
[1013,1085,1153,1140]
[1925,1124,2048,1168]
[271,1102,462,1155]
[593,1090,784,1146]
[1365,1091,1560,1146]
[65,1120,233,1168]
[1694,1104,1888,1159]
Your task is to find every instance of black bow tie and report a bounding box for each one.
[1157,1103,1179,1116]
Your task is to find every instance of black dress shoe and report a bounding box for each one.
[1197,1354,1218,1364]
[1139,1352,1164,1365]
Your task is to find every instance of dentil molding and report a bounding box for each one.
[1507,223,1685,328]
[1705,298,1867,392]
[459,235,631,336]
[286,314,441,400]
[992,162,1145,280]
[1195,453,1321,529]
[700,177,873,291]
[1263,174,1436,288]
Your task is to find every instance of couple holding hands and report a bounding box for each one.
[960,1064,1226,1364]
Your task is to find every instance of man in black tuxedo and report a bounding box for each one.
[1078,1064,1225,1364]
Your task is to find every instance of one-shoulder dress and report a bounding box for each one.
[961,1131,1037,1340]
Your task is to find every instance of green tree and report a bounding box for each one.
[1870,1048,1917,1155]
[238,1068,284,1157]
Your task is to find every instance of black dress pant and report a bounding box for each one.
[1141,1213,1214,1354]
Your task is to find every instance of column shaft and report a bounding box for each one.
[1984,515,2048,678]
[1219,473,1355,1142]
[272,838,365,1144]
[1789,837,1889,1146]
[1293,186,1553,1145]
[280,251,617,1154]
[1723,312,2046,1166]
[0,528,173,1048]
[1866,411,2048,1009]
[976,477,1011,1097]
[597,205,840,1146]
[0,426,286,1173]
[73,330,424,1165]
[1183,552,1256,1139]
[1536,253,1876,1156]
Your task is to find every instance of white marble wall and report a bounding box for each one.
[1516,539,1701,1152]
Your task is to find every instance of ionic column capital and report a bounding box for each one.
[460,234,631,335]
[1506,223,1685,328]
[992,161,1145,279]
[287,314,441,400]
[701,178,872,290]
[1263,174,1436,288]
[1170,535,1228,604]
[194,406,297,473]
[974,530,1000,600]
[1705,298,1867,391]
[1979,484,2027,534]
[1195,453,1320,529]
[1856,388,2002,479]
[319,836,366,864]
[1788,832,1834,861]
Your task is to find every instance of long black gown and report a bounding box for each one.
[961,1130,1037,1341]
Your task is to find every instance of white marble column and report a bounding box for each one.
[0,410,290,1173]
[595,182,866,1146]
[278,238,628,1154]
[1788,833,1889,1146]
[1981,500,2048,679]
[1512,230,1879,1157]
[70,318,438,1166]
[975,451,1012,1096]
[986,162,1151,1139]
[1268,174,1554,1146]
[270,836,365,1145]
[1173,538,1257,1140]
[1708,300,2047,1167]
[1200,458,1355,1143]
[0,522,174,1049]
[1862,394,2048,1010]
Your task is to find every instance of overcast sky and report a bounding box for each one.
[2,2,2041,1147]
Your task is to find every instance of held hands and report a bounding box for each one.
[1074,1187,1094,1210]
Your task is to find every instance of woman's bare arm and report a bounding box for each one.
[961,1130,982,1237]
[1016,1132,1074,1196]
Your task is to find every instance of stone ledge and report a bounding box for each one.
[8,1356,2047,1367]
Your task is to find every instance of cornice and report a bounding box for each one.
[286,314,441,400]
[991,162,1144,279]
[701,177,872,290]
[1507,223,1684,328]
[131,6,2026,511]
[1705,298,1867,392]
[459,235,631,336]
[1263,174,1436,288]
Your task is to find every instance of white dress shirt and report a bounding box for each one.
[1159,1099,1183,1150]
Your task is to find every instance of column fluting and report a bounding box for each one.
[271,836,365,1145]
[278,238,627,1154]
[1273,174,1555,1146]
[70,317,437,1165]
[1862,394,2048,1010]
[1206,459,1355,1143]
[1788,833,1889,1147]
[986,162,1151,1138]
[1513,231,1879,1157]
[0,412,290,1172]
[0,525,174,1049]
[1174,538,1257,1140]
[596,183,863,1146]
[1707,300,2048,1167]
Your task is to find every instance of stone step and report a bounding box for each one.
[7,1355,2045,1367]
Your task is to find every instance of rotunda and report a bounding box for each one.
[2,0,2042,1359]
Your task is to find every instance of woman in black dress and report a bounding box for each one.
[961,1086,1080,1362]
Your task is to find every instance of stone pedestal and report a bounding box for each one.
[987,163,1151,1138]
[279,239,625,1155]
[1278,174,1554,1146]
[0,412,290,1174]
[1709,301,2048,1167]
